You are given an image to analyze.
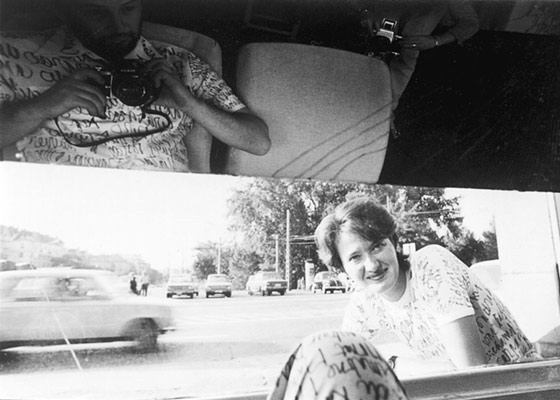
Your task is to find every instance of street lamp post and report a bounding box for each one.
[274,234,279,273]
[217,237,221,274]
[285,209,291,290]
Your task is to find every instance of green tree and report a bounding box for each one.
[192,242,219,281]
[447,222,499,266]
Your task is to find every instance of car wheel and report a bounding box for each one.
[188,294,194,299]
[342,289,346,293]
[225,291,232,298]
[280,290,285,296]
[166,293,172,298]
[206,292,210,298]
[261,288,266,296]
[128,319,158,352]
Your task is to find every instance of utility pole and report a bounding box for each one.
[274,234,279,273]
[285,209,291,290]
[217,238,221,274]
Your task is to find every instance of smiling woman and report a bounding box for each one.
[315,197,540,371]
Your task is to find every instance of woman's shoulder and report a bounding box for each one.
[413,244,455,264]
[411,244,467,277]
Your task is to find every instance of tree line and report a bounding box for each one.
[192,178,498,289]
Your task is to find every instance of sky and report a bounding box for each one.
[1,162,499,271]
[0,162,246,271]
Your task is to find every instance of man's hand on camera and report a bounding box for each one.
[0,68,107,147]
[144,59,270,156]
[36,69,108,119]
[145,59,193,111]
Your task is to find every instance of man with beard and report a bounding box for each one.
[0,0,270,172]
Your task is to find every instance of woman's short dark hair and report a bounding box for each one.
[315,197,399,270]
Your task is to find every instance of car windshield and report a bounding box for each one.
[208,275,228,282]
[2,161,558,399]
[261,272,281,280]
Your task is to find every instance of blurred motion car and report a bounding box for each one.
[166,274,198,298]
[312,271,346,294]
[0,268,175,351]
[203,273,232,298]
[246,271,287,296]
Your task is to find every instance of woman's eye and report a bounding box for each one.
[370,241,385,253]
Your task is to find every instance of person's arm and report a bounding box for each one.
[445,0,480,44]
[183,99,270,156]
[0,69,107,149]
[416,246,489,368]
[400,0,479,51]
[440,315,488,368]
[148,60,270,157]
[184,121,212,174]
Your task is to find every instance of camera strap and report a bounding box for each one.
[55,107,173,148]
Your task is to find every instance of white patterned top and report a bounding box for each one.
[342,244,537,364]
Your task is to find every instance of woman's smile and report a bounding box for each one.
[365,267,388,282]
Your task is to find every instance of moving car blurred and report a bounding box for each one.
[246,271,287,296]
[0,268,175,351]
[312,271,346,294]
[166,274,198,298]
[203,273,232,298]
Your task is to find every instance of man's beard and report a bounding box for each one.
[67,16,142,62]
[81,32,141,62]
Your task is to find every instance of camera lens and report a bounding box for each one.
[113,73,151,106]
[371,36,391,53]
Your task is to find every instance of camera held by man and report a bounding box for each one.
[95,60,160,108]
[365,18,402,61]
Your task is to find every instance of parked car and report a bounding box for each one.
[203,273,232,298]
[312,271,346,294]
[0,268,175,351]
[166,274,198,298]
[247,271,287,296]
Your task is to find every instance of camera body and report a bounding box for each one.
[96,60,160,107]
[366,18,402,61]
[376,18,398,43]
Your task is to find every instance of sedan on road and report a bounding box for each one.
[0,268,175,351]
[312,271,346,294]
[246,271,287,296]
[203,273,232,298]
[166,275,198,298]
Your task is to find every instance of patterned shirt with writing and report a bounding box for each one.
[0,27,244,171]
[342,244,537,365]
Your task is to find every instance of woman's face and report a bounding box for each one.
[336,232,403,299]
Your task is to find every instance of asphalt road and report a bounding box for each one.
[0,288,398,400]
